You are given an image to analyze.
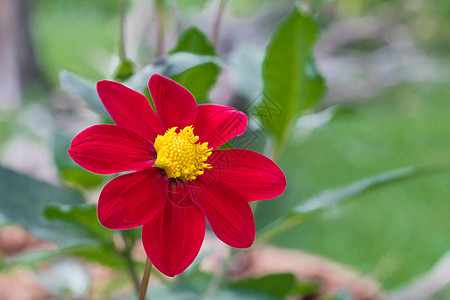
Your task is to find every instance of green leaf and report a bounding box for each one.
[292,280,320,297]
[60,167,103,188]
[44,204,112,245]
[53,133,103,188]
[123,64,165,94]
[170,63,220,103]
[123,52,222,101]
[60,50,221,123]
[65,246,128,269]
[44,205,144,270]
[114,59,136,81]
[257,83,450,288]
[0,166,94,247]
[257,8,325,147]
[59,70,110,119]
[169,26,215,55]
[227,273,296,298]
[1,246,128,271]
[162,52,222,77]
[168,28,220,102]
[5,204,129,270]
[258,165,449,242]
[1,248,59,271]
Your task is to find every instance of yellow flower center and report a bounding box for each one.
[154,126,212,181]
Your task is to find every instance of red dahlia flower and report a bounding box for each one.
[68,74,286,277]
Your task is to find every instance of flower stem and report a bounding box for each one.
[138,258,153,300]
[211,0,227,45]
[118,0,127,62]
[154,0,165,57]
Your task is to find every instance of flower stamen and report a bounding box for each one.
[154,126,212,181]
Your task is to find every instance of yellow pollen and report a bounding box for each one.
[154,126,212,181]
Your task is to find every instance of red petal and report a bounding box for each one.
[68,125,155,174]
[97,80,163,141]
[194,104,248,149]
[98,168,167,230]
[206,149,286,201]
[148,74,197,130]
[186,180,255,248]
[142,182,205,277]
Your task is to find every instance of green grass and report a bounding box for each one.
[255,83,450,290]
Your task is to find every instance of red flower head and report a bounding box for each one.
[68,74,286,277]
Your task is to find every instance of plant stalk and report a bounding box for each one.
[211,0,227,44]
[118,0,127,62]
[154,0,165,57]
[139,258,153,300]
